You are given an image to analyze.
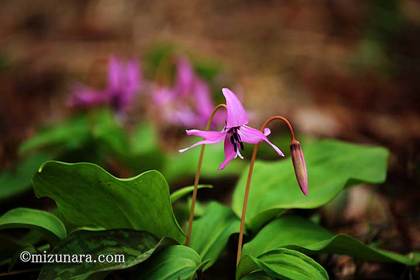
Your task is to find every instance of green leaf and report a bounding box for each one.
[190,202,240,270]
[163,144,244,182]
[135,245,201,280]
[39,229,163,280]
[33,161,184,243]
[0,208,66,241]
[19,116,90,155]
[237,248,329,280]
[170,185,212,203]
[0,153,50,200]
[243,216,420,266]
[232,139,389,230]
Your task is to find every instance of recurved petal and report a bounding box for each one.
[108,56,122,91]
[194,78,214,117]
[222,88,249,128]
[179,130,226,152]
[238,125,284,156]
[175,57,195,96]
[68,86,110,108]
[125,60,141,93]
[219,137,237,170]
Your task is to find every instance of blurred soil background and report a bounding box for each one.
[0,0,419,278]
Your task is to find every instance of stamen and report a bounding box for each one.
[236,149,244,159]
[228,127,244,156]
[230,135,235,145]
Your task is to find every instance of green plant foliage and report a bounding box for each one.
[126,122,166,173]
[163,144,244,182]
[237,248,329,280]
[170,185,212,203]
[0,153,50,200]
[232,139,389,230]
[135,245,201,280]
[130,122,160,155]
[33,161,184,243]
[39,229,163,280]
[0,208,66,241]
[243,216,420,266]
[193,56,223,81]
[19,116,90,155]
[190,202,240,270]
[90,110,129,159]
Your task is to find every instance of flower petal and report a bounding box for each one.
[238,125,284,156]
[174,108,199,127]
[68,86,110,108]
[125,60,141,94]
[179,130,225,152]
[153,87,175,106]
[108,56,122,91]
[222,88,249,128]
[116,60,141,110]
[194,79,214,117]
[219,137,237,170]
[175,57,194,97]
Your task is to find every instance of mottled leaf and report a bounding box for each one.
[39,229,162,280]
[33,161,184,243]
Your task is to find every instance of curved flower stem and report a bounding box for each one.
[184,104,227,246]
[236,115,296,265]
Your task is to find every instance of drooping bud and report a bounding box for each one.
[290,139,308,195]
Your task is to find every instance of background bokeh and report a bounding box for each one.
[1,0,419,278]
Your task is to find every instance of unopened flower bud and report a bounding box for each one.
[290,139,308,195]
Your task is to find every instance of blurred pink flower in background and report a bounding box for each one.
[152,57,223,128]
[69,56,141,115]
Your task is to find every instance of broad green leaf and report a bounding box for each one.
[33,161,184,243]
[170,185,212,203]
[0,153,50,200]
[243,216,419,266]
[39,229,162,280]
[190,202,240,270]
[237,248,329,280]
[135,245,201,280]
[19,116,90,155]
[232,139,389,230]
[163,144,244,182]
[0,208,66,241]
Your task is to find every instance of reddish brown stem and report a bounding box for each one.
[236,115,296,265]
[184,104,227,246]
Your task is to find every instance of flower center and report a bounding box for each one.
[228,127,244,158]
